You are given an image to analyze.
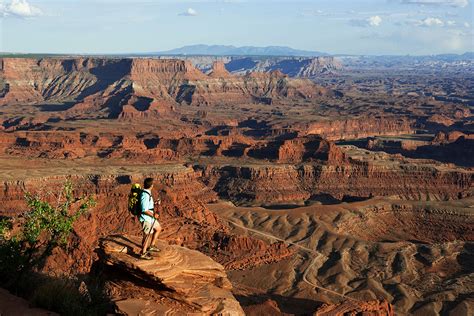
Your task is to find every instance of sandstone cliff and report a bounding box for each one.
[238,56,343,77]
[0,130,343,164]
[0,57,332,119]
[202,147,473,205]
[99,235,244,315]
[363,131,474,167]
[174,56,344,77]
[301,117,414,140]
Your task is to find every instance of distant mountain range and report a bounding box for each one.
[1,47,472,61]
[154,45,329,57]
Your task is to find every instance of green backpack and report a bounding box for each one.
[128,184,148,217]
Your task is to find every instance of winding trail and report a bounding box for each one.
[227,219,362,302]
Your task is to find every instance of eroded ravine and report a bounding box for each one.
[211,198,474,315]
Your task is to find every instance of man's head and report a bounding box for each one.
[144,177,154,190]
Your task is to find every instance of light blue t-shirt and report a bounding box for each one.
[139,189,154,223]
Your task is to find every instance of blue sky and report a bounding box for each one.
[1,0,473,55]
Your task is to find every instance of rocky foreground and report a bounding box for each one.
[98,235,244,315]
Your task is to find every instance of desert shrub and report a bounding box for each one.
[0,181,95,285]
[0,217,12,237]
[0,181,109,315]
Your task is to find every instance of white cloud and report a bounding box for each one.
[368,15,383,26]
[399,0,469,7]
[410,17,471,28]
[415,17,445,26]
[179,8,198,17]
[350,15,383,27]
[1,0,43,18]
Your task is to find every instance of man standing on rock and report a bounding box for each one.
[139,177,162,260]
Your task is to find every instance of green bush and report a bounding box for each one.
[0,181,108,315]
[0,181,95,286]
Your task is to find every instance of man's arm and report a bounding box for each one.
[143,210,154,217]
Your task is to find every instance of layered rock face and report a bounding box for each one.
[276,136,346,164]
[0,57,332,119]
[174,56,344,77]
[253,57,343,77]
[1,131,160,160]
[203,147,473,205]
[99,235,244,315]
[208,61,232,78]
[0,58,110,104]
[302,117,414,140]
[294,57,343,76]
[175,65,337,107]
[433,131,474,143]
[4,132,465,213]
[0,130,343,163]
[361,131,474,167]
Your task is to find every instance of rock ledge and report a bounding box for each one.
[98,235,244,315]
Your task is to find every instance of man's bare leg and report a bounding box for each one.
[150,225,162,248]
[141,233,152,255]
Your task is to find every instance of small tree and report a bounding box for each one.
[0,181,95,288]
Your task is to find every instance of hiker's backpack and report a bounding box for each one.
[128,184,144,217]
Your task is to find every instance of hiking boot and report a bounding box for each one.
[139,252,153,260]
[148,246,160,253]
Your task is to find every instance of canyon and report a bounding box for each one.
[158,55,344,77]
[0,57,473,315]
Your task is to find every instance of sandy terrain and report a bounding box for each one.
[209,198,474,315]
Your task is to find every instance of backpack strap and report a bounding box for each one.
[141,190,151,199]
[140,190,153,214]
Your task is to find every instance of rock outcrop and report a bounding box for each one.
[98,235,244,315]
[362,131,474,167]
[204,56,343,76]
[314,300,394,316]
[276,136,346,164]
[301,117,414,140]
[433,131,474,144]
[208,61,232,78]
[203,147,473,205]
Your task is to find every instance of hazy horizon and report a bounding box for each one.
[1,44,473,57]
[1,0,473,55]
